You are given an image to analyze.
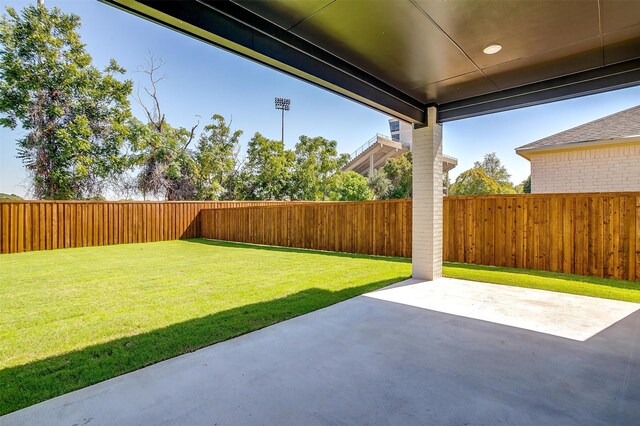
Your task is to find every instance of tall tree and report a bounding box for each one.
[0,3,135,199]
[291,135,349,200]
[383,152,413,199]
[131,121,198,200]
[522,175,532,193]
[241,132,294,200]
[473,152,514,192]
[327,171,373,201]
[449,167,502,195]
[194,115,242,200]
[131,55,199,200]
[367,168,392,199]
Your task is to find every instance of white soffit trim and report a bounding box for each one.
[516,135,640,160]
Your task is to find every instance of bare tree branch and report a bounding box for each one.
[135,87,155,126]
[183,116,201,150]
[136,52,167,131]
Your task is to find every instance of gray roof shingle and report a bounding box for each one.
[516,105,640,151]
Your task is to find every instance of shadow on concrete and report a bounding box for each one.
[0,277,406,416]
[4,289,640,425]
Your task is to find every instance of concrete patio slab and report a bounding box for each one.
[365,278,640,341]
[2,278,640,426]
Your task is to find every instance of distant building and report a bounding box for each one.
[343,118,457,177]
[389,118,413,145]
[516,105,640,193]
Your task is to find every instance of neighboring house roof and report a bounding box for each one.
[516,105,640,159]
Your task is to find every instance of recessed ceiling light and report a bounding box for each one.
[483,44,502,55]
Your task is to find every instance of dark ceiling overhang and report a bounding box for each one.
[439,58,640,121]
[101,0,640,124]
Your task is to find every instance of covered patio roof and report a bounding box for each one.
[102,0,640,124]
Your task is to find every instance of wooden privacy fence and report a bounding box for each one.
[202,193,640,282]
[444,193,640,282]
[2,193,639,282]
[201,200,412,258]
[0,201,292,254]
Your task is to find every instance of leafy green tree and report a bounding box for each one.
[194,115,242,200]
[327,171,373,201]
[0,3,135,199]
[474,152,510,183]
[367,168,392,199]
[383,152,413,199]
[0,193,22,200]
[241,132,295,200]
[131,121,198,200]
[131,56,199,200]
[522,175,532,193]
[473,152,515,193]
[291,135,350,200]
[449,167,502,195]
[221,166,250,201]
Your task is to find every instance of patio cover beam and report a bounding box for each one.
[438,58,640,122]
[101,0,427,124]
[102,1,640,124]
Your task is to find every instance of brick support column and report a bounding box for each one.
[412,107,443,280]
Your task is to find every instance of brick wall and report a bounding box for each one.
[530,144,640,193]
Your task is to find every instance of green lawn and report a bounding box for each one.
[1,239,639,415]
[0,239,410,415]
[444,262,640,303]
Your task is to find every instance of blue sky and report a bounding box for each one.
[1,0,639,198]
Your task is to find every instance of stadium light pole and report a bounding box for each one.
[274,97,291,144]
